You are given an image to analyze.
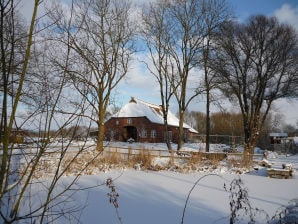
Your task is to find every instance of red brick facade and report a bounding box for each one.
[104,116,190,143]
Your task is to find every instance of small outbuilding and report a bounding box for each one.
[269,132,288,144]
[104,97,198,143]
[269,132,288,152]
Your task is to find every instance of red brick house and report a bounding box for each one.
[104,97,198,143]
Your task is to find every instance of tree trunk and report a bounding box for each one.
[96,102,105,151]
[163,116,172,151]
[243,121,259,163]
[205,81,210,152]
[97,120,105,152]
[177,110,184,151]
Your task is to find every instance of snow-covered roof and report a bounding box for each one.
[114,97,198,133]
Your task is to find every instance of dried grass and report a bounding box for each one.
[20,146,246,179]
[188,152,201,165]
[228,155,253,169]
[129,149,152,169]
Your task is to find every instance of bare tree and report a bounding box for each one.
[141,0,176,150]
[0,2,27,98]
[0,1,105,222]
[140,0,230,150]
[49,0,136,151]
[213,15,298,158]
[145,0,207,150]
[162,0,230,150]
[199,0,230,152]
[0,0,41,221]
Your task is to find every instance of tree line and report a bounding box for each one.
[1,0,298,222]
[184,110,297,149]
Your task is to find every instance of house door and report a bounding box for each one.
[125,126,137,141]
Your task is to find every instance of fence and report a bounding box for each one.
[102,146,263,162]
[193,134,244,146]
[4,144,264,165]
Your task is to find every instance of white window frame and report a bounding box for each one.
[151,130,156,138]
[141,129,147,138]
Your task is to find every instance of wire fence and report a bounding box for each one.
[193,134,244,146]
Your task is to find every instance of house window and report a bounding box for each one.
[165,131,172,142]
[110,130,114,140]
[127,118,132,124]
[116,120,119,125]
[151,130,156,138]
[141,130,147,138]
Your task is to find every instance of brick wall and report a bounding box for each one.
[104,117,189,143]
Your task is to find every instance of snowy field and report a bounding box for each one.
[25,146,298,224]
[73,168,298,223]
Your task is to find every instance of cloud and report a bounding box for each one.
[271,98,298,126]
[116,53,160,104]
[274,4,298,31]
[122,53,158,89]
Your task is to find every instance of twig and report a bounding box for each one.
[106,177,122,224]
[181,174,223,224]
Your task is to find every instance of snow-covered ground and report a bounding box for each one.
[24,144,298,224]
[71,165,298,224]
